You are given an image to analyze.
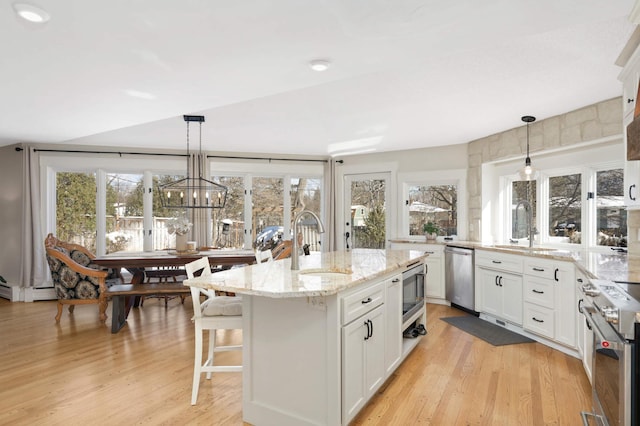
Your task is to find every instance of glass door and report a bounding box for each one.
[344,173,389,249]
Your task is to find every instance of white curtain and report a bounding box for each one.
[323,159,339,251]
[20,146,48,288]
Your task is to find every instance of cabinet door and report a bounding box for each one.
[342,316,367,421]
[575,271,593,383]
[384,275,402,376]
[425,257,444,299]
[553,262,576,347]
[365,305,386,396]
[477,267,501,317]
[501,272,523,326]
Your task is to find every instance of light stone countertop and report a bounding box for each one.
[184,248,428,298]
[389,239,636,283]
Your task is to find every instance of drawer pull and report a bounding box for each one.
[533,267,544,272]
[361,297,372,304]
[532,289,544,294]
[532,317,544,323]
[425,251,435,254]
[392,278,400,283]
[492,260,502,264]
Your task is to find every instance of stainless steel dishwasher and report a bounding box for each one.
[445,245,477,315]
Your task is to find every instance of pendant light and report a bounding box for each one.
[159,115,228,209]
[518,115,538,181]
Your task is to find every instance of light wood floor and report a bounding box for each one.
[0,298,592,425]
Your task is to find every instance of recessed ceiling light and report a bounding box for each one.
[309,59,331,72]
[13,3,50,23]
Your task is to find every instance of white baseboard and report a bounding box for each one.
[0,284,19,301]
[24,287,56,302]
[0,284,55,302]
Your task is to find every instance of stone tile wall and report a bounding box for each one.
[467,97,623,242]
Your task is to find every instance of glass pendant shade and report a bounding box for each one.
[159,115,228,209]
[518,157,538,181]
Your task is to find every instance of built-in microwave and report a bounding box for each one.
[402,261,425,323]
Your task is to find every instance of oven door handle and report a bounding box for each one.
[582,307,626,351]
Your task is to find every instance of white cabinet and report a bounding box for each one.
[576,270,593,383]
[342,301,386,423]
[424,247,445,300]
[475,250,524,326]
[620,43,640,208]
[384,274,402,376]
[389,242,445,302]
[522,257,576,348]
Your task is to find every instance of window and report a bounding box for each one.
[56,171,97,251]
[211,176,245,249]
[549,173,582,244]
[399,169,466,240]
[44,154,324,255]
[596,169,627,247]
[291,177,322,251]
[408,184,457,237]
[511,180,537,241]
[106,173,144,253]
[498,143,626,249]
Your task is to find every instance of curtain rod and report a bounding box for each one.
[19,147,186,157]
[17,147,328,163]
[207,154,327,163]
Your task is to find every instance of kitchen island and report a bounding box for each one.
[184,248,428,426]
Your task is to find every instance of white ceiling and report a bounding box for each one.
[1,0,636,157]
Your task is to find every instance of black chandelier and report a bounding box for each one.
[158,115,228,209]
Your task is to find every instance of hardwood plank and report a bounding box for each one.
[0,300,591,425]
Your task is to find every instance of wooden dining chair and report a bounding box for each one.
[185,257,243,405]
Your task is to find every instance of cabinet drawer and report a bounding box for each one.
[342,282,384,325]
[523,303,554,339]
[475,250,523,274]
[524,258,555,280]
[524,277,554,308]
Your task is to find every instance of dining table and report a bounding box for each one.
[93,248,257,285]
[92,249,256,331]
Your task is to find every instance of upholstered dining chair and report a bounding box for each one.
[44,233,122,323]
[185,256,243,405]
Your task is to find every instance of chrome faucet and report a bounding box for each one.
[515,200,534,248]
[291,209,325,270]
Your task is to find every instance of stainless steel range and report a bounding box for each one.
[579,279,640,426]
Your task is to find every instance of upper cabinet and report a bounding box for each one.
[620,42,640,208]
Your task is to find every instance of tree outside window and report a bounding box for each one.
[408,184,457,237]
[549,173,582,244]
[596,169,627,247]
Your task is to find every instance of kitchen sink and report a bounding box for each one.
[298,268,353,277]
[492,245,557,252]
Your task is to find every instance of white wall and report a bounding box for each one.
[0,145,24,292]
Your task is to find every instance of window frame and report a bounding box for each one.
[397,169,467,241]
[500,158,625,251]
[40,153,324,255]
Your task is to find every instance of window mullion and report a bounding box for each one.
[96,169,107,256]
